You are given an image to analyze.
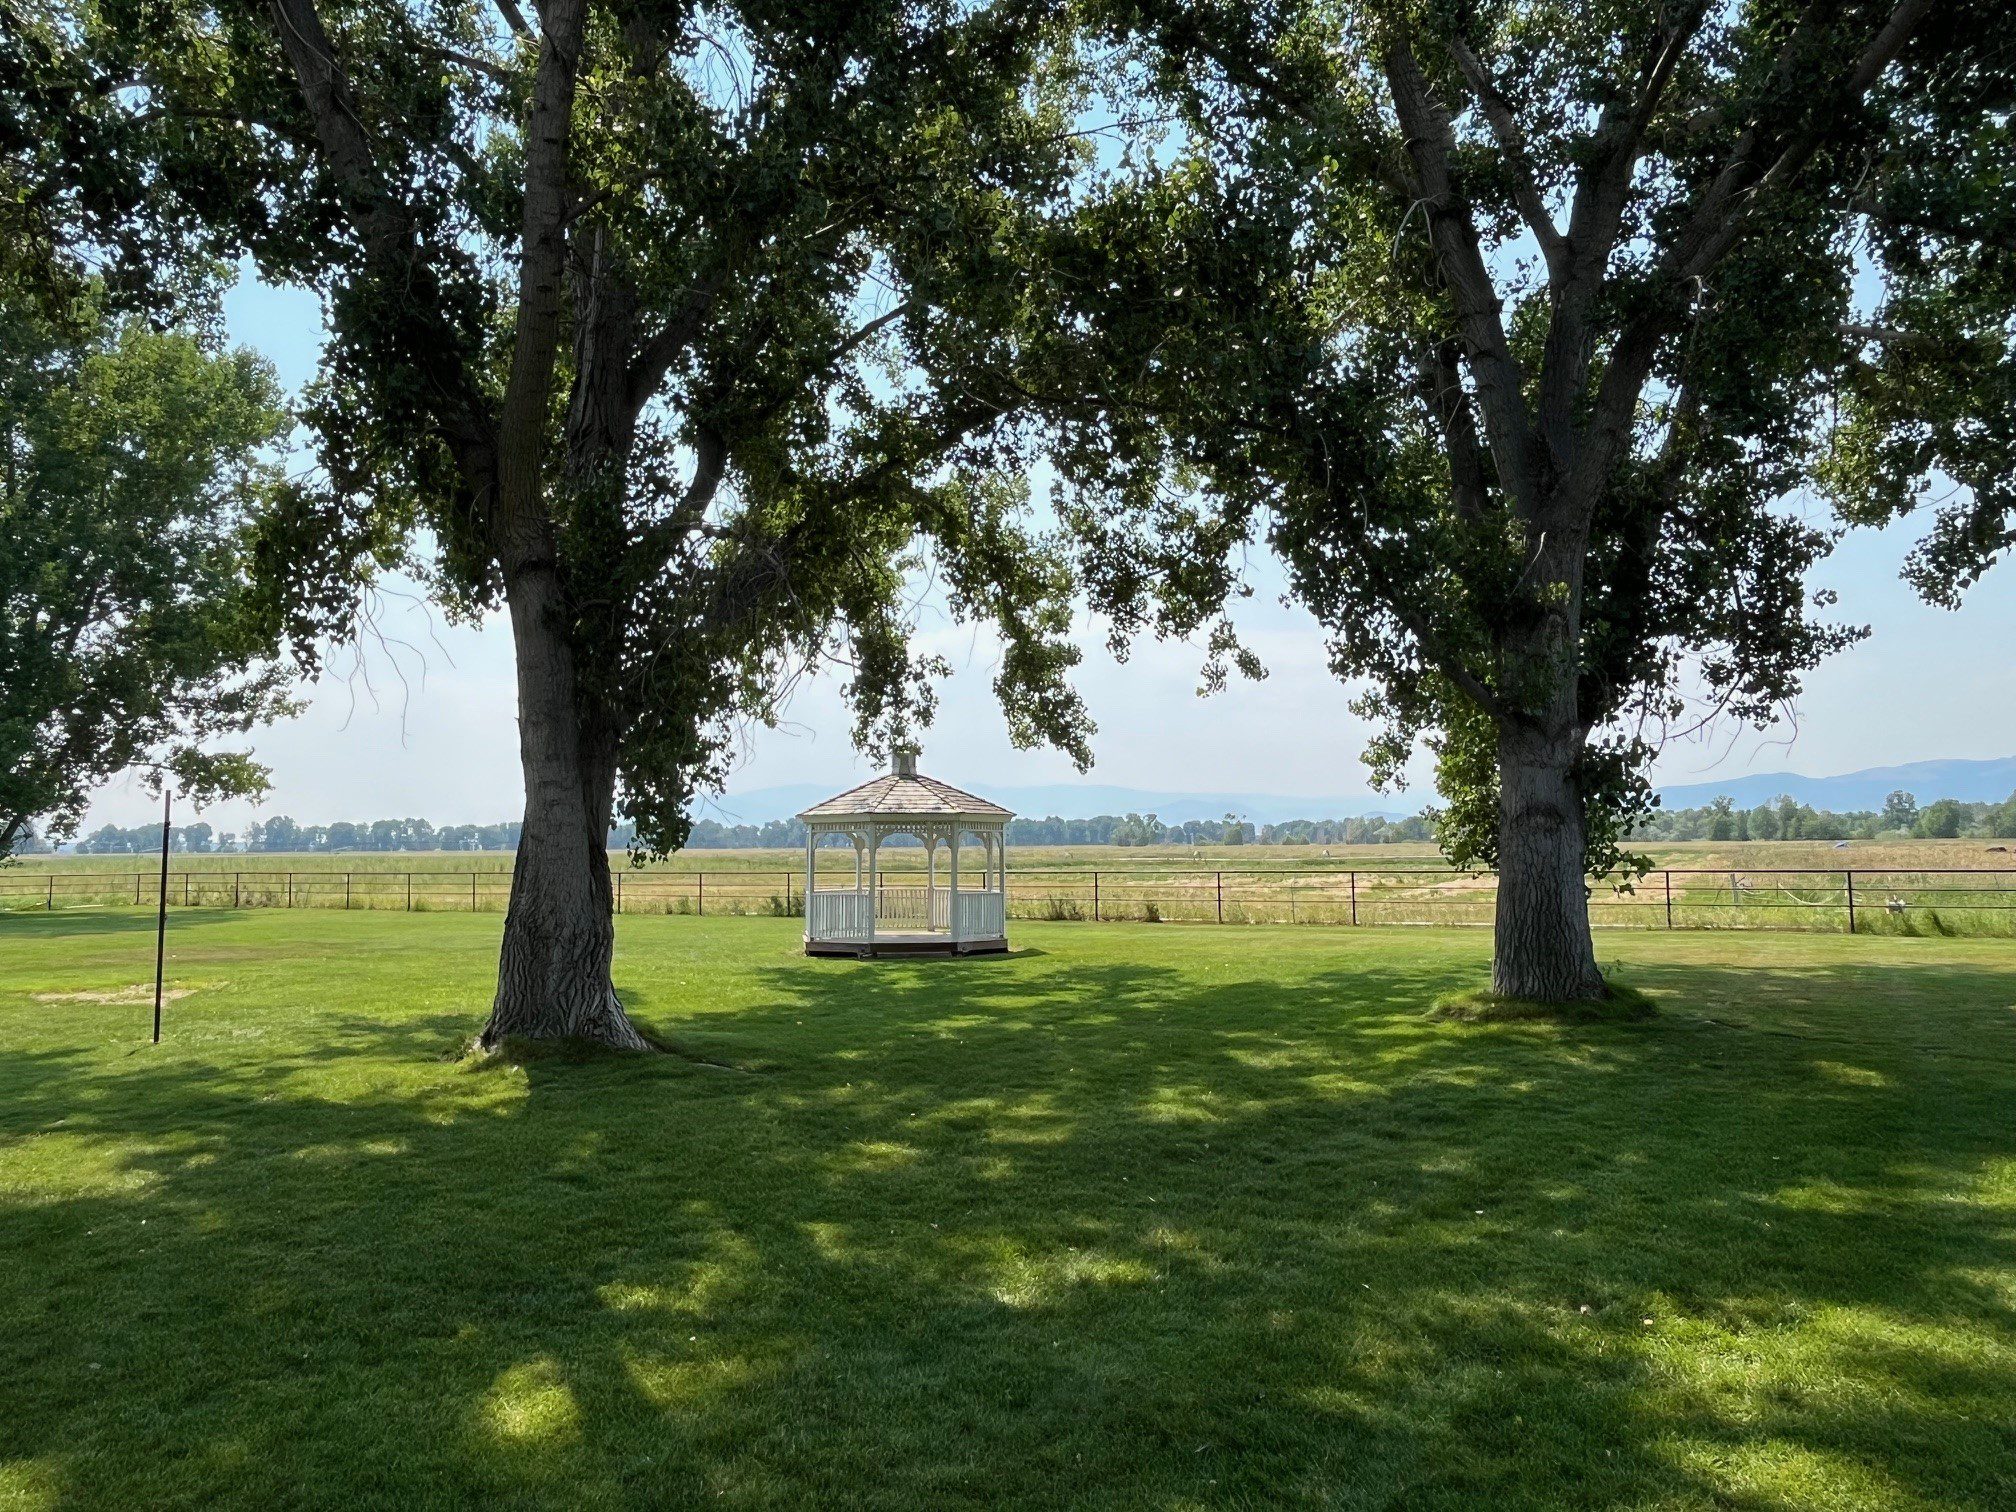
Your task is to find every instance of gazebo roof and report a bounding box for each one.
[798,754,1013,822]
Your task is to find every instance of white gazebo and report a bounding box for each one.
[799,752,1012,957]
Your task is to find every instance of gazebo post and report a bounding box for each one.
[865,826,878,946]
[925,833,938,933]
[948,827,961,944]
[804,827,815,941]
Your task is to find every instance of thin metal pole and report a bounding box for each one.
[153,788,171,1044]
[1093,870,1100,922]
[1664,871,1673,929]
[616,871,624,914]
[234,871,241,909]
[46,874,54,910]
[406,873,412,911]
[1350,872,1358,926]
[471,872,478,911]
[1845,870,1856,935]
[1216,872,1223,924]
[698,870,705,916]
[345,872,352,910]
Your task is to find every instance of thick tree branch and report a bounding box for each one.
[1446,33,1565,280]
[1416,339,1490,521]
[625,271,727,414]
[263,0,497,495]
[494,0,587,568]
[1567,0,1934,514]
[1537,1,1711,472]
[1383,40,1542,516]
[421,43,516,85]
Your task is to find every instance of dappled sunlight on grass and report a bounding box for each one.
[479,1359,583,1446]
[2,910,2014,1506]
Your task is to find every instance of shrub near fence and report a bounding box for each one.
[6,866,2016,936]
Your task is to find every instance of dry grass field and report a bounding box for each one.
[5,838,2013,934]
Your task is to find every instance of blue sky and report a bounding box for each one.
[78,272,2008,832]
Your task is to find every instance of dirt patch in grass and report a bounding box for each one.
[33,985,198,1006]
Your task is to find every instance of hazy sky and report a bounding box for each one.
[77,273,2009,833]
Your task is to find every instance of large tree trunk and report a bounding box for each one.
[479,560,650,1051]
[1492,725,1607,1002]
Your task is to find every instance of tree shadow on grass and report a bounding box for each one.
[1,947,2012,1508]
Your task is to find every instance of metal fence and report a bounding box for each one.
[5,866,2015,936]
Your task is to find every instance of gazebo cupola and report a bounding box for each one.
[798,751,1013,958]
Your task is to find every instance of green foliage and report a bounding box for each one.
[1915,798,1966,840]
[1817,8,2016,603]
[1015,1,2000,889]
[27,0,1100,860]
[0,283,297,857]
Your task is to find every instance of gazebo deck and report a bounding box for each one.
[804,931,1009,959]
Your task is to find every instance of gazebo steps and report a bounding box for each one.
[805,933,1009,959]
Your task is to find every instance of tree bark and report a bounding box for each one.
[1492,725,1607,1002]
[479,559,650,1050]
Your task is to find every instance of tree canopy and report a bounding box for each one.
[19,0,1104,1041]
[0,285,296,859]
[1003,0,2009,997]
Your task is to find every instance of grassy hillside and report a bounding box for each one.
[2,912,2012,1507]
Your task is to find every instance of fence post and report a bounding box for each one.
[287,872,294,909]
[471,872,478,911]
[1350,872,1358,926]
[135,872,142,905]
[406,873,412,912]
[1664,871,1673,929]
[1216,872,1223,924]
[235,872,241,909]
[1093,870,1100,922]
[345,872,352,911]
[785,870,792,913]
[1845,870,1856,935]
[616,872,624,915]
[47,875,54,910]
[698,871,705,916]
[183,873,191,907]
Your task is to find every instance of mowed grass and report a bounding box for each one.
[2,913,2013,1509]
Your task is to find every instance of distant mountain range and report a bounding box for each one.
[1653,755,2016,811]
[702,754,2016,826]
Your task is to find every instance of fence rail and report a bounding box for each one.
[6,866,2016,936]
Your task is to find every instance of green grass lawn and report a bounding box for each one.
[2,912,2013,1509]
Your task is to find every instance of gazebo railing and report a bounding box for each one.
[874,886,932,927]
[954,890,1006,940]
[808,890,872,938]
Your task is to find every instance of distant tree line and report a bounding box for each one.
[1628,791,2016,844]
[60,789,2016,857]
[73,817,524,854]
[67,809,1440,854]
